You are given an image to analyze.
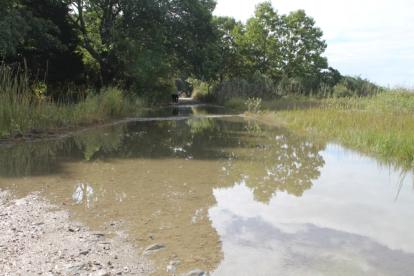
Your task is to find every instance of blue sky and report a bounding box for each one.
[214,0,414,87]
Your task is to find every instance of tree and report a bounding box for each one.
[69,0,122,85]
[210,16,244,82]
[228,2,328,90]
[1,0,84,86]
[167,0,217,81]
[234,2,284,80]
[321,67,342,87]
[69,0,217,90]
[0,0,29,58]
[281,10,328,81]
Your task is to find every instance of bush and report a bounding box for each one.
[211,73,329,104]
[333,83,353,97]
[340,77,382,97]
[191,79,216,102]
[223,97,245,111]
[131,77,173,106]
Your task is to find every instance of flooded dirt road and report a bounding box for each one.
[1,105,413,275]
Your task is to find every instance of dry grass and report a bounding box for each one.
[247,91,414,168]
[0,65,140,138]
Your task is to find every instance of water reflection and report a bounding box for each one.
[220,120,325,202]
[210,146,414,275]
[0,105,225,178]
[0,117,413,275]
[0,125,126,177]
[72,182,95,208]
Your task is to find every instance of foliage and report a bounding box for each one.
[0,0,28,57]
[190,79,216,102]
[223,97,245,111]
[332,83,353,98]
[210,2,327,89]
[0,0,385,104]
[0,0,220,98]
[1,0,84,87]
[66,0,218,91]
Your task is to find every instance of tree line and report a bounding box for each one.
[0,0,378,101]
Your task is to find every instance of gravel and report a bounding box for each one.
[0,190,153,275]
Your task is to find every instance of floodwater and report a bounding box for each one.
[1,105,414,275]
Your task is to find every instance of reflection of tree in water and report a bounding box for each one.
[0,118,241,177]
[0,125,126,177]
[223,121,326,203]
[0,140,71,177]
[107,118,243,160]
[73,126,124,161]
[0,117,324,200]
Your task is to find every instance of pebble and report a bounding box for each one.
[79,249,90,256]
[143,243,165,255]
[186,269,208,276]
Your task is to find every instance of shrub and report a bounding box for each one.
[333,83,353,97]
[131,77,173,106]
[191,79,216,102]
[223,97,245,111]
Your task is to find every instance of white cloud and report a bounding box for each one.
[214,0,414,87]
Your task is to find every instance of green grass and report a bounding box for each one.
[244,91,414,168]
[0,65,142,138]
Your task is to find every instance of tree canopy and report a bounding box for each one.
[0,0,340,98]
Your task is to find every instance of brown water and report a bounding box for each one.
[1,106,414,275]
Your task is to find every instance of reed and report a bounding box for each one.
[0,64,138,138]
[247,91,414,168]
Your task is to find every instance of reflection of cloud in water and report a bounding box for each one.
[72,182,95,208]
[210,183,414,275]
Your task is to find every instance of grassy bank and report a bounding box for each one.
[239,91,414,168]
[0,66,145,139]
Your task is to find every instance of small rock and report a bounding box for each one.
[186,269,208,276]
[79,249,90,256]
[166,260,180,274]
[68,227,80,232]
[143,243,165,255]
[91,270,109,276]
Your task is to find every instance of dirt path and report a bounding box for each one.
[0,190,153,275]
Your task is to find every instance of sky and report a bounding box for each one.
[214,0,414,87]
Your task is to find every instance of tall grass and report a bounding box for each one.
[250,91,414,168]
[0,64,139,138]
